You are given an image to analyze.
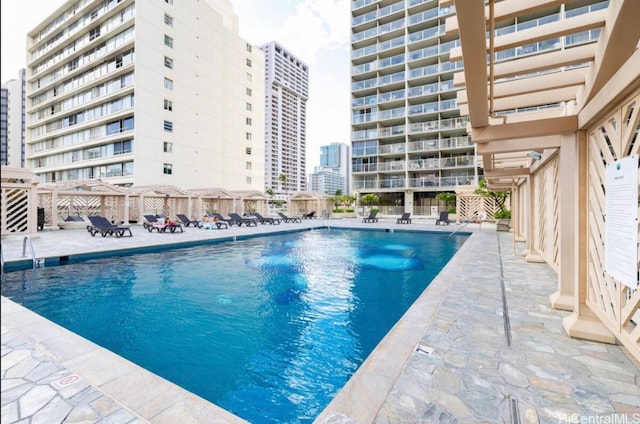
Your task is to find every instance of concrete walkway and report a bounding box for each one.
[2,219,639,423]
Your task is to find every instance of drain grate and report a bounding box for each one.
[509,396,520,424]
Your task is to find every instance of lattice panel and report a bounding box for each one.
[1,188,29,233]
[143,198,167,216]
[457,195,501,221]
[128,196,141,223]
[587,91,639,358]
[532,156,560,271]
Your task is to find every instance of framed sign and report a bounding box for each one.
[604,155,639,289]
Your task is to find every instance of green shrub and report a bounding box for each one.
[447,208,456,214]
[494,210,511,219]
[332,208,344,213]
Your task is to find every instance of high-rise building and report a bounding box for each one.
[350,1,477,215]
[1,69,27,167]
[318,142,350,194]
[309,166,346,195]
[261,41,309,201]
[350,0,606,216]
[25,0,265,190]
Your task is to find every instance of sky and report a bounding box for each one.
[0,0,351,170]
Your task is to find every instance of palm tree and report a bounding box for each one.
[265,188,275,212]
[278,174,288,201]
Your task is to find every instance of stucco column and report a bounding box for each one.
[524,175,544,262]
[404,190,412,214]
[550,134,578,311]
[563,130,615,343]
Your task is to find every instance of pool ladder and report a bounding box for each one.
[449,221,471,236]
[1,236,39,281]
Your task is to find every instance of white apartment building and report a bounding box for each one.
[350,0,608,216]
[1,69,27,167]
[260,41,309,201]
[25,0,265,190]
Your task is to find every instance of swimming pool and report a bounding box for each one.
[1,228,468,423]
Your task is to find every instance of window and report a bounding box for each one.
[246,72,252,82]
[164,35,173,48]
[246,132,252,140]
[163,141,173,153]
[246,176,252,184]
[163,120,173,132]
[246,102,252,111]
[67,57,78,71]
[245,162,252,170]
[164,13,173,26]
[246,117,252,126]
[164,78,173,90]
[164,0,173,3]
[246,88,252,96]
[164,99,173,111]
[246,58,252,67]
[89,26,101,41]
[164,56,173,69]
[163,163,173,175]
[114,140,132,155]
[246,43,252,52]
[245,147,252,155]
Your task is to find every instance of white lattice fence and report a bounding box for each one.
[587,91,639,359]
[532,155,560,271]
[457,194,502,221]
[1,188,30,233]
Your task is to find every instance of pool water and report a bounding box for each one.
[1,229,468,423]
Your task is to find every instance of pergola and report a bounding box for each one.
[447,0,639,359]
[288,191,333,217]
[37,180,130,227]
[127,184,195,223]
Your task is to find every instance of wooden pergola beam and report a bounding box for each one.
[472,116,577,143]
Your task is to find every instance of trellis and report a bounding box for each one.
[585,91,639,359]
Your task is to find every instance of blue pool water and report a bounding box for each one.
[1,229,468,423]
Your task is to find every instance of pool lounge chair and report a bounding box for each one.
[177,214,202,228]
[302,211,317,219]
[142,214,160,230]
[200,220,228,230]
[362,212,378,223]
[144,215,183,233]
[251,212,281,224]
[277,212,302,223]
[87,216,132,238]
[496,218,512,232]
[397,213,412,224]
[228,213,258,227]
[148,220,183,233]
[211,213,234,226]
[435,211,450,226]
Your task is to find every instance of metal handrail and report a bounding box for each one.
[449,221,471,236]
[22,236,38,269]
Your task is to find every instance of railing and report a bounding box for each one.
[22,236,39,270]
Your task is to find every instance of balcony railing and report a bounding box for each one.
[352,175,475,190]
[409,116,469,134]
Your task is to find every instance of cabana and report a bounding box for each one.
[186,188,238,219]
[37,180,130,228]
[288,191,333,217]
[128,185,194,224]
